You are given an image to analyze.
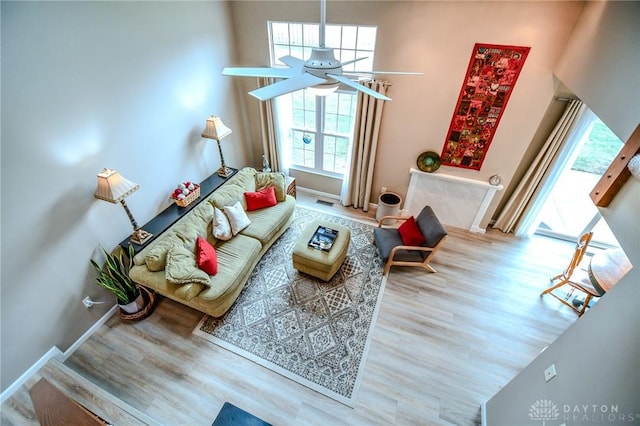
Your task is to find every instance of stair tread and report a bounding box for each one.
[2,358,161,426]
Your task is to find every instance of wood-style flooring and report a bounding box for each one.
[2,193,580,425]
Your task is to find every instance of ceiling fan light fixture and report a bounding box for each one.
[307,81,340,96]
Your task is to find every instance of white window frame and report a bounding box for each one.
[268,21,377,177]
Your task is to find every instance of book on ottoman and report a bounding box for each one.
[308,225,339,251]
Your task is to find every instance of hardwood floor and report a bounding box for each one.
[2,193,580,425]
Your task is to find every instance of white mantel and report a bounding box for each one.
[405,168,504,233]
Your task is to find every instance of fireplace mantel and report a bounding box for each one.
[404,168,504,233]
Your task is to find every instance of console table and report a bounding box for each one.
[120,168,237,255]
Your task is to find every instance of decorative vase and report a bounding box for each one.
[262,155,271,172]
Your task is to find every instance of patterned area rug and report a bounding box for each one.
[193,206,386,407]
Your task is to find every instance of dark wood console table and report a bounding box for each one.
[120,168,237,255]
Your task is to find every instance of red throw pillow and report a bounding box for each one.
[196,236,218,275]
[397,216,426,246]
[245,186,277,211]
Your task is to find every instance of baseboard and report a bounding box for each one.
[61,305,119,361]
[469,225,487,234]
[297,187,379,213]
[0,346,63,404]
[296,186,341,202]
[0,305,118,404]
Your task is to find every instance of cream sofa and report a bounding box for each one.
[129,167,295,317]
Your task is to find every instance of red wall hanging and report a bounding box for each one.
[440,43,530,170]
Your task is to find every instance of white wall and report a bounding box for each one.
[0,1,245,390]
[485,184,640,425]
[485,2,640,423]
[229,1,584,225]
[555,1,640,142]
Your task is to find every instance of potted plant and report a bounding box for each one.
[90,244,143,314]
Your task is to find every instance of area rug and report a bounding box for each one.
[193,206,387,407]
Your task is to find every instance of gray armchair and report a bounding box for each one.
[374,206,447,275]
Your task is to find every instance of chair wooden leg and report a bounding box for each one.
[541,278,569,295]
[383,260,391,275]
[578,294,592,317]
[423,264,437,273]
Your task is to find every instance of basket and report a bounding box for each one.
[175,185,200,207]
[119,286,157,321]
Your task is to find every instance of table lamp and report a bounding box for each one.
[94,168,153,245]
[201,115,233,177]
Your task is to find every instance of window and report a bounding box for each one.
[268,22,377,176]
[535,115,623,247]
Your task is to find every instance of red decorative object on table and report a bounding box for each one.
[440,43,530,170]
[171,181,200,207]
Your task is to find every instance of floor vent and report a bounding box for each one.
[316,199,334,207]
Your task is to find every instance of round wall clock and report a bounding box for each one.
[489,174,502,186]
[417,151,441,173]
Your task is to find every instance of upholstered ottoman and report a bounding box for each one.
[292,220,350,281]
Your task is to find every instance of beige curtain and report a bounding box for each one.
[257,77,282,172]
[492,99,585,233]
[340,80,389,211]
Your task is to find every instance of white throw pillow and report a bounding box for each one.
[212,207,232,241]
[224,201,251,235]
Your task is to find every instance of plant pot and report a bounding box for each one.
[119,286,157,321]
[118,292,144,314]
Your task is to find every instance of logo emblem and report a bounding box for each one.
[529,399,560,425]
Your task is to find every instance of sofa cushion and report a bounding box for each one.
[143,234,183,271]
[129,265,205,301]
[415,206,447,248]
[197,234,261,301]
[134,201,214,270]
[373,228,425,263]
[212,207,232,241]
[245,186,277,211]
[165,244,211,285]
[398,216,426,246]
[209,184,246,210]
[241,196,296,244]
[255,172,286,202]
[224,201,251,235]
[208,168,257,210]
[196,236,218,275]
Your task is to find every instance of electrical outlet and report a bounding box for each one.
[82,296,94,308]
[544,364,557,382]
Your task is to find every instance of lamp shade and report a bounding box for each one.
[201,116,232,141]
[94,168,139,203]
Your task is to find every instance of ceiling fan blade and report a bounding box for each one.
[372,71,424,75]
[327,74,392,101]
[341,56,368,67]
[222,66,296,79]
[278,55,305,71]
[344,71,424,76]
[249,73,328,101]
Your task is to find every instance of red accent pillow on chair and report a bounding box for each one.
[244,186,277,211]
[196,236,218,275]
[398,216,426,246]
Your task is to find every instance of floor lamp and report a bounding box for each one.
[94,168,153,245]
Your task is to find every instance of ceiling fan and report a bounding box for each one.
[222,0,421,102]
